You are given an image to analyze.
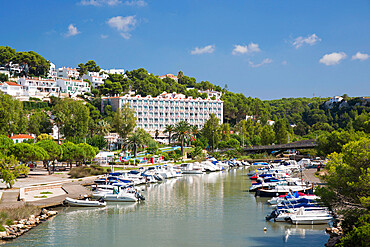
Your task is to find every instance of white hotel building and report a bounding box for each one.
[102,92,223,131]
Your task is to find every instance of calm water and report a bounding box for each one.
[6,168,329,247]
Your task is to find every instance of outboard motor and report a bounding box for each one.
[265,210,278,221]
[135,192,145,201]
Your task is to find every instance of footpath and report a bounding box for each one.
[0,168,100,209]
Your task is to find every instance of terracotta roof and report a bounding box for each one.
[5,81,22,86]
[10,134,34,139]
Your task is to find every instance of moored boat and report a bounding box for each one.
[64,197,106,207]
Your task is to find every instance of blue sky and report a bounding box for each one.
[1,0,369,99]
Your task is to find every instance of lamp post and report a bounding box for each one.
[212,130,215,152]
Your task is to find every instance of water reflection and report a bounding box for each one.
[6,169,329,247]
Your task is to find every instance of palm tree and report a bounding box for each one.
[172,121,191,155]
[163,124,175,145]
[126,131,146,158]
[191,125,199,138]
[96,120,111,136]
[154,129,160,140]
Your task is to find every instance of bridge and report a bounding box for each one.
[242,139,317,153]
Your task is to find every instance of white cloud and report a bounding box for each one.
[190,45,215,55]
[80,0,121,6]
[124,0,147,7]
[107,16,136,32]
[65,24,80,37]
[249,58,272,68]
[120,33,131,39]
[352,52,369,61]
[100,34,108,39]
[292,34,321,48]
[232,43,261,55]
[319,52,347,66]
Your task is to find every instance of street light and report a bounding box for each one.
[212,130,215,152]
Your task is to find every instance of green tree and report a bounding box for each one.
[0,92,27,135]
[53,99,90,141]
[61,142,78,169]
[172,121,191,155]
[0,135,14,156]
[37,134,53,142]
[0,155,29,188]
[220,123,230,142]
[87,135,107,150]
[11,143,46,165]
[201,114,220,150]
[316,137,370,244]
[28,111,53,136]
[112,103,136,142]
[261,125,275,145]
[274,119,289,144]
[77,143,97,165]
[0,73,8,82]
[36,140,63,174]
[96,119,111,136]
[163,124,175,145]
[126,128,150,157]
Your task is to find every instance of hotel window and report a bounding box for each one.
[185,107,188,110]
[160,124,163,128]
[144,100,148,103]
[154,112,158,116]
[138,124,142,128]
[144,124,148,128]
[155,106,158,110]
[155,124,159,128]
[175,107,179,110]
[149,124,153,128]
[170,107,174,110]
[144,118,147,122]
[138,100,142,103]
[200,108,203,111]
[180,107,184,110]
[144,106,148,110]
[160,112,163,116]
[160,106,163,110]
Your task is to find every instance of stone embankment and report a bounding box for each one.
[0,209,58,241]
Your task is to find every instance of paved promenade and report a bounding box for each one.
[0,168,100,209]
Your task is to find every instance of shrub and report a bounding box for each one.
[69,165,109,178]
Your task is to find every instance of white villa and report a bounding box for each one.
[56,78,90,96]
[101,92,223,133]
[56,67,80,79]
[0,81,23,96]
[82,71,108,88]
[18,77,60,97]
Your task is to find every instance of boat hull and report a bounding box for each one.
[64,197,106,207]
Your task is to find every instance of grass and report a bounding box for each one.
[40,192,53,194]
[34,195,47,198]
[0,204,40,227]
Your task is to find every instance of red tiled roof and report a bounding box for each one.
[5,81,22,86]
[10,134,34,139]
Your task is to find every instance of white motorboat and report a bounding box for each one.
[64,197,106,207]
[92,187,145,202]
[181,163,204,174]
[288,214,333,225]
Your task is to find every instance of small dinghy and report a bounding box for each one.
[64,197,106,207]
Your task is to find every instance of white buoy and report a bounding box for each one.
[264,227,267,231]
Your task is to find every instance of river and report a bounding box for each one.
[6,168,329,246]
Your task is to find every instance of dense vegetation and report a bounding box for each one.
[0,46,50,77]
